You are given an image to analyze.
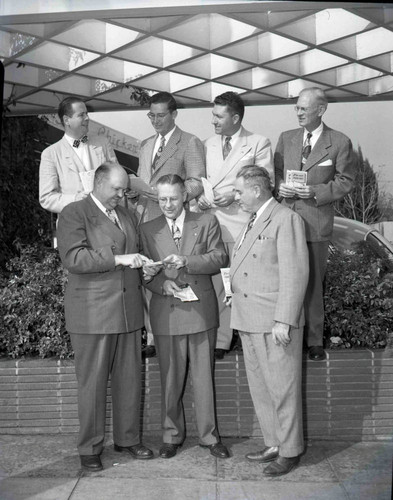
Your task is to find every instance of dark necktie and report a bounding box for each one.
[73,135,88,148]
[301,132,312,169]
[106,209,122,231]
[223,136,232,160]
[239,212,257,248]
[152,136,165,171]
[171,219,181,250]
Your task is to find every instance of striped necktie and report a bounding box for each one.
[301,132,312,169]
[106,209,122,232]
[223,136,232,160]
[152,136,165,171]
[171,219,181,250]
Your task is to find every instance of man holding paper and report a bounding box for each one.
[39,96,118,214]
[275,87,355,361]
[139,174,230,460]
[198,91,274,358]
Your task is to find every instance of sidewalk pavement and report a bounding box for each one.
[0,435,391,500]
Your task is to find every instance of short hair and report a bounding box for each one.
[149,92,177,113]
[156,173,185,190]
[236,165,272,193]
[58,96,85,126]
[94,162,120,186]
[214,91,244,121]
[299,87,328,107]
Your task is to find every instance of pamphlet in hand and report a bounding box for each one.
[79,170,95,193]
[220,267,232,298]
[286,170,307,188]
[201,177,215,204]
[173,285,199,302]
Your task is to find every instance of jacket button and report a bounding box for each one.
[194,281,198,285]
[111,245,116,250]
[170,304,174,309]
[253,254,257,258]
[123,288,126,292]
[244,293,248,298]
[244,272,248,277]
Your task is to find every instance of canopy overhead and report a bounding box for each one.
[1,1,393,115]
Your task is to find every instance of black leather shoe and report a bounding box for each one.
[263,455,300,476]
[246,446,279,463]
[200,442,230,459]
[159,443,180,459]
[80,454,103,472]
[142,345,156,358]
[308,346,326,361]
[114,443,154,460]
[214,348,226,360]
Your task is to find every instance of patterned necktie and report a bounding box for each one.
[301,132,312,169]
[73,135,88,148]
[106,209,122,231]
[239,212,257,249]
[171,219,181,250]
[152,136,166,171]
[223,136,232,160]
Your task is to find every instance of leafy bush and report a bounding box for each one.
[324,243,393,349]
[0,244,71,358]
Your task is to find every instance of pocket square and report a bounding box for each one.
[318,159,333,166]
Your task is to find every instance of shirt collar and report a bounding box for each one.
[158,125,176,144]
[166,208,186,231]
[90,193,110,215]
[221,126,241,145]
[64,133,87,147]
[254,197,274,223]
[303,121,324,141]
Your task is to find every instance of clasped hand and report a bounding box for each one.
[279,183,315,199]
[198,190,235,209]
[115,253,151,269]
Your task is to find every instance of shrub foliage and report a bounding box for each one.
[324,244,393,349]
[0,244,71,358]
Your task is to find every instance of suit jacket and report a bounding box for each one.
[137,126,205,223]
[39,134,117,214]
[204,126,274,243]
[57,195,143,334]
[274,124,355,242]
[230,199,309,333]
[139,211,228,335]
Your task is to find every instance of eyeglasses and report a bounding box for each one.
[294,106,317,113]
[147,111,171,121]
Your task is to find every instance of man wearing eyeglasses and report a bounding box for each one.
[274,87,355,361]
[135,91,205,357]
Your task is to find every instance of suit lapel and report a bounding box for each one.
[154,216,178,254]
[60,136,84,174]
[303,126,331,171]
[85,196,126,244]
[151,126,182,181]
[180,213,199,255]
[139,136,156,183]
[290,129,304,172]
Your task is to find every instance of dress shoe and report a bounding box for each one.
[308,346,326,361]
[214,348,227,360]
[114,443,153,460]
[142,345,156,358]
[80,454,103,472]
[246,446,279,463]
[200,442,230,459]
[159,443,180,459]
[263,455,300,476]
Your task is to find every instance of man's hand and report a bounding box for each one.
[142,261,163,279]
[294,185,315,199]
[213,190,235,207]
[162,280,182,296]
[278,183,297,198]
[163,254,188,270]
[197,194,212,210]
[272,322,291,347]
[75,191,89,201]
[115,253,149,268]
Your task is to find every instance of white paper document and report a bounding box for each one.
[201,177,215,204]
[79,170,95,193]
[286,170,307,187]
[220,267,232,298]
[173,285,199,302]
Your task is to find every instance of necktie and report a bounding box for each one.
[171,219,181,250]
[238,212,257,249]
[73,135,88,148]
[223,136,232,160]
[301,132,312,169]
[152,136,166,171]
[106,209,122,231]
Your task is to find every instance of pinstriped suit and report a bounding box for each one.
[274,124,355,346]
[137,126,205,224]
[230,199,309,457]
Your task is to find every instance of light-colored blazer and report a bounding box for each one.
[230,199,309,333]
[140,211,228,336]
[39,134,117,214]
[57,195,143,335]
[274,124,355,242]
[204,126,274,243]
[137,126,205,223]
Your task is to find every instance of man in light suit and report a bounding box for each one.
[230,165,309,476]
[136,91,205,358]
[139,174,230,460]
[57,163,153,472]
[39,96,118,214]
[275,87,355,361]
[198,91,274,359]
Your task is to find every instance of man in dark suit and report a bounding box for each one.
[230,166,309,476]
[139,174,230,460]
[39,96,117,214]
[57,163,153,472]
[136,91,205,358]
[275,87,355,361]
